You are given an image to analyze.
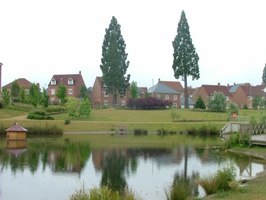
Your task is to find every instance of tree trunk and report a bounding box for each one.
[184,74,189,109]
[112,91,118,107]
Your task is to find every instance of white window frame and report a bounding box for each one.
[104,90,108,97]
[51,78,56,85]
[165,95,169,100]
[68,78,73,85]
[248,96,252,100]
[51,89,55,95]
[104,100,108,106]
[68,89,73,94]
[173,95,177,100]
[156,94,161,99]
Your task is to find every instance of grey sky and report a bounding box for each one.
[1,0,266,89]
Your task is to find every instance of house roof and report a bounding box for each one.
[239,84,265,96]
[180,97,195,105]
[229,83,250,93]
[202,84,231,96]
[5,123,28,132]
[158,80,183,92]
[2,78,33,89]
[48,71,86,87]
[148,83,180,94]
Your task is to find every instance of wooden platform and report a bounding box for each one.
[251,134,266,146]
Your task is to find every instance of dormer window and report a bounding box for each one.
[68,78,73,85]
[51,78,56,85]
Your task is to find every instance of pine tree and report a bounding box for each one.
[195,95,206,109]
[100,16,130,106]
[172,11,199,108]
[262,63,266,84]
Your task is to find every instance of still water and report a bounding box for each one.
[1,138,266,200]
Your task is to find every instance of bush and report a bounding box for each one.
[127,97,172,110]
[133,129,148,136]
[46,106,66,113]
[27,112,54,120]
[0,101,3,109]
[196,174,218,195]
[64,119,71,125]
[186,124,219,137]
[70,186,137,200]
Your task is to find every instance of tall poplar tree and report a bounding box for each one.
[262,63,266,84]
[172,10,199,108]
[100,16,130,106]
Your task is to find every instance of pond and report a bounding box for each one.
[1,137,266,200]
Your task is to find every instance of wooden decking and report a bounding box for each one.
[251,134,266,146]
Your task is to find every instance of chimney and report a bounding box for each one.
[79,71,81,75]
[0,62,2,94]
[218,82,220,86]
[158,78,160,82]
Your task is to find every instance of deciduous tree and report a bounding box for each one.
[100,16,130,106]
[262,63,266,84]
[79,98,91,118]
[130,81,138,99]
[2,88,10,106]
[208,91,227,112]
[79,84,88,99]
[29,83,40,107]
[11,80,20,101]
[56,83,67,105]
[172,11,199,108]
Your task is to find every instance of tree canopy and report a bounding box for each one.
[172,10,199,108]
[130,81,138,99]
[208,91,227,112]
[11,80,20,101]
[29,83,40,107]
[263,63,266,84]
[100,16,130,106]
[56,83,67,105]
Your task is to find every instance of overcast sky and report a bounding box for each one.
[1,0,266,89]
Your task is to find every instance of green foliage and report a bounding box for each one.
[20,86,27,103]
[65,97,79,118]
[41,87,49,108]
[79,84,89,99]
[224,132,250,149]
[64,118,71,125]
[2,88,10,106]
[100,16,130,105]
[29,83,40,108]
[26,124,62,135]
[11,80,20,101]
[170,110,180,121]
[197,164,237,195]
[130,81,138,99]
[133,129,148,136]
[157,128,177,136]
[70,186,136,200]
[208,91,227,112]
[27,111,54,120]
[186,124,219,137]
[196,174,218,195]
[228,102,239,115]
[172,10,199,108]
[262,63,266,84]
[46,106,66,113]
[56,83,67,105]
[252,94,262,110]
[194,95,206,109]
[243,104,248,109]
[165,177,192,200]
[79,98,92,118]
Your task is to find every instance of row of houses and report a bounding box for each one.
[1,67,265,109]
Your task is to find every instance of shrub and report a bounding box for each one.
[127,97,172,110]
[215,164,236,192]
[64,119,71,125]
[70,186,137,200]
[27,124,63,136]
[196,174,218,195]
[133,129,147,136]
[0,101,3,109]
[27,112,54,120]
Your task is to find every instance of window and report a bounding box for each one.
[51,78,56,85]
[248,96,252,100]
[226,96,229,101]
[173,95,177,100]
[121,101,126,106]
[51,89,55,95]
[165,95,169,100]
[51,98,55,102]
[68,89,73,94]
[104,90,108,97]
[157,94,161,99]
[25,89,30,94]
[68,78,73,85]
[173,103,177,108]
[104,100,108,106]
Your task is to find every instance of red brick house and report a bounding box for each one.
[2,78,34,95]
[147,81,181,108]
[232,84,266,108]
[193,83,232,108]
[48,71,86,103]
[91,76,130,107]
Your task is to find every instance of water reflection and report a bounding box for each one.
[0,139,266,200]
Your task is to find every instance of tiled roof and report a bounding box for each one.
[148,83,180,94]
[202,84,231,96]
[159,80,183,92]
[229,83,249,93]
[240,84,265,96]
[2,78,33,89]
[49,72,85,87]
[6,123,28,132]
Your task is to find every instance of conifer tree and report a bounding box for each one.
[172,11,199,108]
[100,16,130,106]
[262,63,266,84]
